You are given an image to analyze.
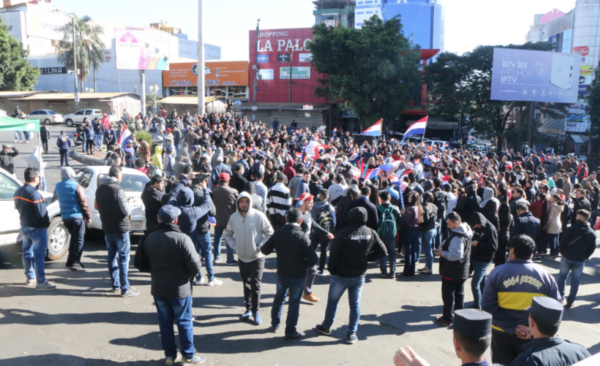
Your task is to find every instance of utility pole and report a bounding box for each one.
[527,101,535,148]
[140,70,146,116]
[252,19,260,122]
[197,0,206,117]
[73,17,79,111]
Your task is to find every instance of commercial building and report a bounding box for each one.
[525,1,599,154]
[0,1,220,101]
[313,0,356,28]
[355,0,444,53]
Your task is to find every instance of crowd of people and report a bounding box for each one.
[10,108,600,366]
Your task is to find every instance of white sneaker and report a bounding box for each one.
[36,282,56,291]
[194,278,207,286]
[26,278,36,286]
[207,279,223,286]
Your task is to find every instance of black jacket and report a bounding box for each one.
[141,223,201,299]
[230,172,248,193]
[14,184,50,228]
[141,186,164,232]
[511,336,590,366]
[328,207,387,278]
[559,221,597,262]
[511,212,540,240]
[571,197,591,225]
[346,197,379,231]
[261,224,318,278]
[471,213,498,263]
[0,147,19,174]
[191,186,216,234]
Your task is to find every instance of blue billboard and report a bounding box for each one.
[257,54,269,63]
[491,48,580,104]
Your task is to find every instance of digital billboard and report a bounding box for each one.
[115,29,171,70]
[491,48,580,104]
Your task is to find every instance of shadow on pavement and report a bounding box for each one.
[0,354,162,366]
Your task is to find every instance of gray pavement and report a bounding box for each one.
[1,129,600,365]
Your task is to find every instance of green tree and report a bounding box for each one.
[585,66,600,145]
[57,15,105,92]
[425,42,565,152]
[308,16,421,127]
[0,20,40,91]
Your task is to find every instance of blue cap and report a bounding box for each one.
[526,297,563,324]
[158,205,181,222]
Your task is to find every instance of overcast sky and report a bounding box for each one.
[53,0,577,60]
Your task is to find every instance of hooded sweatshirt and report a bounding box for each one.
[223,191,274,263]
[471,212,498,263]
[175,187,211,240]
[152,145,164,170]
[328,207,387,277]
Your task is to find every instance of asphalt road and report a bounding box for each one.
[1,127,600,365]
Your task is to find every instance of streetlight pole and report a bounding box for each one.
[72,17,79,111]
[252,19,260,122]
[197,0,206,117]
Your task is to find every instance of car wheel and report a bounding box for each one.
[46,217,70,261]
[44,118,51,125]
[66,119,73,127]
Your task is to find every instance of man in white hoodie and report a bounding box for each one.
[224,192,274,326]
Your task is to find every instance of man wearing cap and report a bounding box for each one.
[223,191,274,325]
[394,309,495,366]
[482,234,561,365]
[140,205,207,365]
[0,143,19,174]
[142,175,165,233]
[212,172,238,264]
[266,172,292,230]
[512,297,590,366]
[261,207,318,339]
[296,192,334,302]
[558,209,597,309]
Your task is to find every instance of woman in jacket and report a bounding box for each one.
[401,191,423,277]
[480,186,500,231]
[418,192,437,275]
[530,192,549,256]
[545,193,565,258]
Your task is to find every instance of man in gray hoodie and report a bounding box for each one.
[224,192,274,325]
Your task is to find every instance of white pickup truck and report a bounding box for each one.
[63,109,118,127]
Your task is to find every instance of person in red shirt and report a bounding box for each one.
[101,113,111,131]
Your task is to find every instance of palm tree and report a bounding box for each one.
[57,14,105,92]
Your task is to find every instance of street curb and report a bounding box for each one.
[70,148,104,166]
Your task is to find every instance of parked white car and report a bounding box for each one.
[63,109,117,127]
[45,166,150,234]
[0,168,63,259]
[27,109,64,125]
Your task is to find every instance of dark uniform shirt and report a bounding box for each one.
[511,336,590,366]
[462,360,493,366]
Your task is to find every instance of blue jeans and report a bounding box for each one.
[402,228,421,276]
[21,226,48,284]
[14,131,22,141]
[154,295,195,359]
[105,232,130,293]
[558,257,585,304]
[322,275,365,336]
[23,131,30,141]
[379,237,397,275]
[213,226,234,262]
[420,228,436,270]
[94,134,103,150]
[471,260,491,309]
[547,234,559,257]
[271,275,304,336]
[196,231,214,282]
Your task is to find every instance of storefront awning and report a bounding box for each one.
[570,135,588,144]
[157,96,223,105]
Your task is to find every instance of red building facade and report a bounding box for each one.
[248,27,328,104]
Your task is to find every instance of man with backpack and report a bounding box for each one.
[377,190,402,278]
[311,189,337,276]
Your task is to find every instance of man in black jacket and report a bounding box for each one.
[142,205,206,365]
[511,204,540,240]
[470,213,498,310]
[558,209,597,309]
[511,297,591,366]
[14,168,55,290]
[314,207,387,344]
[0,143,19,174]
[141,175,165,233]
[261,208,318,340]
[571,189,591,226]
[230,163,248,193]
[345,186,379,230]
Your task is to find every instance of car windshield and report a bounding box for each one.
[97,173,149,192]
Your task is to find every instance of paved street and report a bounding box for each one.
[2,129,600,366]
